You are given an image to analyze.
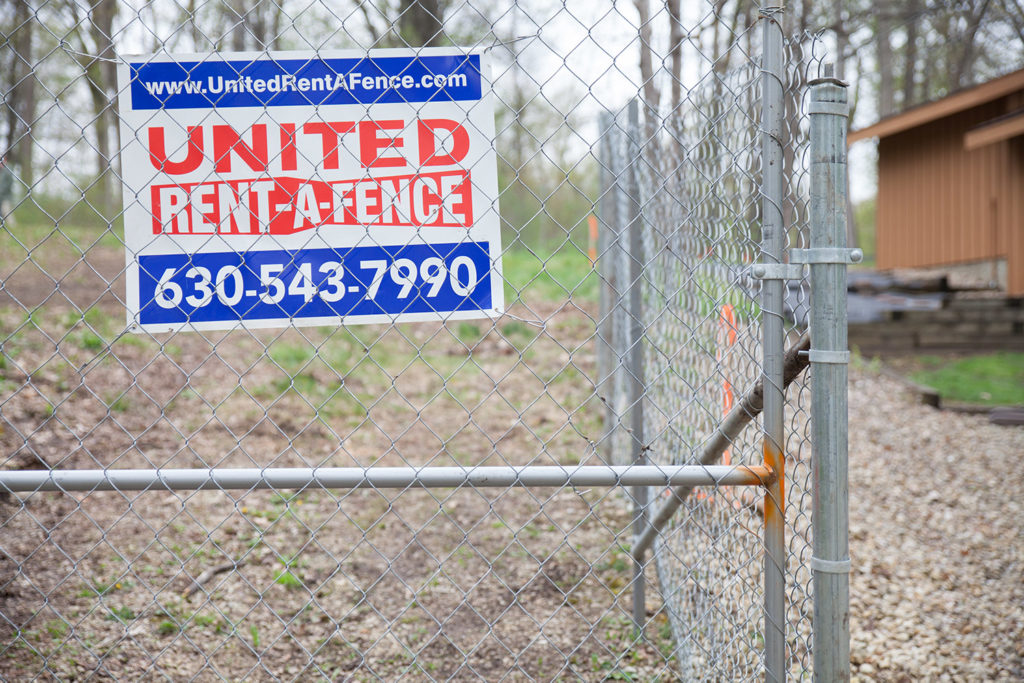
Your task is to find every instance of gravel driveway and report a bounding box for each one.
[848,365,1024,681]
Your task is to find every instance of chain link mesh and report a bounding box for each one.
[595,25,826,680]
[1,2,828,679]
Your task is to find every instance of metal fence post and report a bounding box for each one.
[808,69,853,683]
[759,6,787,682]
[597,112,618,465]
[624,99,649,636]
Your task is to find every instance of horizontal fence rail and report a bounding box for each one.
[0,465,776,493]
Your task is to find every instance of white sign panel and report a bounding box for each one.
[117,48,503,333]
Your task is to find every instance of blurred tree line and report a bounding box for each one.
[0,0,592,253]
[0,0,1021,247]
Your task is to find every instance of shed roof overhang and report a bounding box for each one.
[849,67,1024,143]
[963,109,1024,150]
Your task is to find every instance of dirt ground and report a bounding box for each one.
[0,237,683,680]
[9,229,1017,681]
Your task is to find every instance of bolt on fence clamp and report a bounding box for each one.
[749,262,804,281]
[808,349,850,365]
[810,556,851,574]
[789,247,863,265]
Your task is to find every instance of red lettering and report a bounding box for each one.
[418,119,469,166]
[148,126,204,175]
[213,124,269,173]
[279,124,298,171]
[359,120,405,168]
[150,171,471,235]
[302,122,355,170]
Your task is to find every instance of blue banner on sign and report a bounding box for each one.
[137,242,493,326]
[129,55,482,110]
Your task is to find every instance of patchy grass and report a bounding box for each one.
[910,352,1024,406]
[105,605,136,624]
[0,206,677,678]
[502,245,598,303]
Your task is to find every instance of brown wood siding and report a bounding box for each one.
[875,95,1024,295]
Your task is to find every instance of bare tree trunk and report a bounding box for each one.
[709,0,725,71]
[833,0,848,81]
[634,0,659,129]
[877,10,895,116]
[252,1,268,50]
[668,0,683,112]
[925,10,951,98]
[398,0,445,47]
[87,0,118,212]
[228,0,247,51]
[249,0,282,51]
[7,0,36,188]
[901,0,920,107]
[952,0,993,88]
[186,0,202,50]
[269,2,284,50]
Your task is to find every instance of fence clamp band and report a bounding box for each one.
[807,100,849,117]
[750,263,804,281]
[808,349,850,365]
[789,247,863,265]
[811,557,851,574]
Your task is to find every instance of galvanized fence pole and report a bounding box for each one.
[760,6,787,681]
[807,70,853,683]
[624,99,649,636]
[597,112,618,465]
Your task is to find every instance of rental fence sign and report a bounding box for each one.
[117,49,503,332]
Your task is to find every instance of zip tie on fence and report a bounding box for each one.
[60,41,120,64]
[484,33,542,52]
[810,557,851,574]
[501,312,546,328]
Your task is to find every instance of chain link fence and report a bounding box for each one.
[595,29,828,679]
[0,1,845,679]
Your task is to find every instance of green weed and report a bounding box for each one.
[79,333,104,351]
[105,606,136,624]
[454,322,482,344]
[157,620,179,636]
[108,393,133,413]
[78,577,124,597]
[191,613,219,628]
[44,620,68,639]
[274,556,304,589]
[269,343,315,371]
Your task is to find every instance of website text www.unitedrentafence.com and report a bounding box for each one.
[136,63,471,100]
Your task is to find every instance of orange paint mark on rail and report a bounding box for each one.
[587,214,598,264]
[762,439,785,524]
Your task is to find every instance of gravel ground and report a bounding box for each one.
[848,364,1024,681]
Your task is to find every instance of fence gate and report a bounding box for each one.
[0,2,852,680]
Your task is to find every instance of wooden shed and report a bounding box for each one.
[849,68,1024,295]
